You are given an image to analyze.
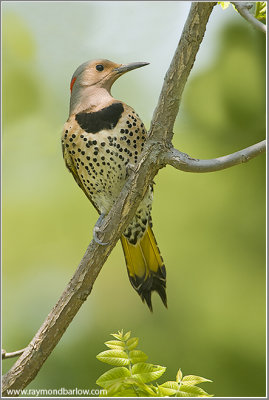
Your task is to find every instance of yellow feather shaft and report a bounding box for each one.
[121,226,163,279]
[145,226,164,268]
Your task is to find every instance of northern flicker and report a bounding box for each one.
[62,59,166,311]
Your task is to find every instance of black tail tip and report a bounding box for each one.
[129,265,167,312]
[141,288,167,312]
[143,293,153,312]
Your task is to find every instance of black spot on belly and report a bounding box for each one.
[75,103,124,134]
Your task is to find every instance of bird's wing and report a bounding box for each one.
[61,123,100,212]
[62,143,81,187]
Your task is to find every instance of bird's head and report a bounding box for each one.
[69,59,149,115]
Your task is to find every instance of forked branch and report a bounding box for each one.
[232,2,266,33]
[163,140,266,173]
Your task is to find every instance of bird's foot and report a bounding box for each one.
[93,226,108,245]
[126,163,136,177]
[93,213,109,246]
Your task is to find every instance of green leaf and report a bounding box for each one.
[129,350,148,364]
[126,337,139,350]
[105,340,125,350]
[255,2,266,21]
[131,362,166,383]
[123,331,131,341]
[176,391,193,397]
[182,375,212,386]
[96,367,131,388]
[160,381,179,390]
[103,381,127,396]
[96,331,213,398]
[127,379,157,396]
[159,381,213,397]
[147,384,160,396]
[178,384,213,397]
[158,386,177,396]
[111,331,124,341]
[218,1,230,10]
[96,349,130,366]
[176,368,183,382]
[159,381,179,396]
[104,379,156,397]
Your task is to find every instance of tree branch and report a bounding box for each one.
[232,2,266,33]
[2,3,216,394]
[163,140,266,173]
[2,1,265,396]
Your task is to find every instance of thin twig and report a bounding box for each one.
[163,140,266,173]
[2,349,26,360]
[232,2,266,33]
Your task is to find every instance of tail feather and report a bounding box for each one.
[121,226,167,311]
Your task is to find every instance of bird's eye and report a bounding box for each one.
[96,64,104,72]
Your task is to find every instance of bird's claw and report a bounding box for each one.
[93,226,109,246]
[126,163,136,177]
[93,213,110,245]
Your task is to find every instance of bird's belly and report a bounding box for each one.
[89,169,126,214]
[63,128,134,213]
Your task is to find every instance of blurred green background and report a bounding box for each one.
[2,2,265,397]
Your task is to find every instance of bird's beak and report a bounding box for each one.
[113,62,149,74]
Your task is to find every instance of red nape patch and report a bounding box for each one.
[70,77,77,93]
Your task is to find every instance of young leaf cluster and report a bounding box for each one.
[218,2,232,11]
[255,2,266,22]
[218,1,266,23]
[96,330,213,397]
